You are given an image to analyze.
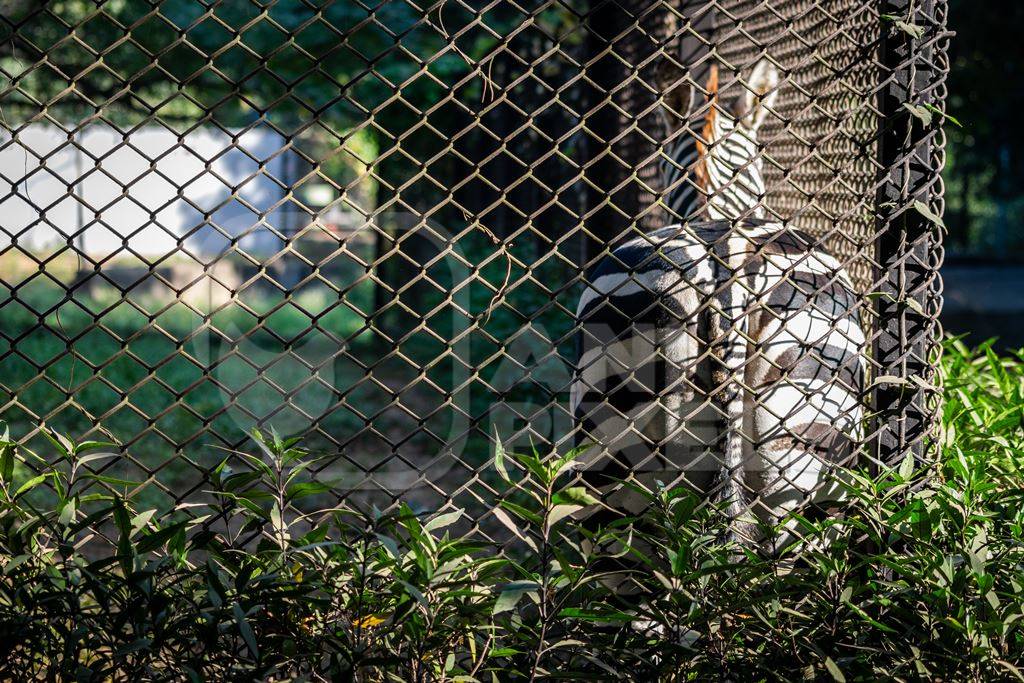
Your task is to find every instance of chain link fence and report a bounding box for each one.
[0,0,947,544]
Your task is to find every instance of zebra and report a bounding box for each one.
[659,60,775,222]
[571,57,866,547]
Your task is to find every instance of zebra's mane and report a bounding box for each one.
[660,65,769,223]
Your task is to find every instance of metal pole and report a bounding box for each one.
[873,0,946,467]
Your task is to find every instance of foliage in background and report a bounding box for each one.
[3,338,1024,680]
[944,0,1024,256]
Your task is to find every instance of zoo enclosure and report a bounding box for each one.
[0,0,947,529]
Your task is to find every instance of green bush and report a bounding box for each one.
[2,339,1024,681]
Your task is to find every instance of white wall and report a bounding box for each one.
[0,123,297,260]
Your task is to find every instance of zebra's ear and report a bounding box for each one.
[656,57,694,132]
[740,59,780,131]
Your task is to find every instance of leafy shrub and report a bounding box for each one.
[2,338,1024,681]
[0,432,502,681]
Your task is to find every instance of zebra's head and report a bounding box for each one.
[657,58,780,221]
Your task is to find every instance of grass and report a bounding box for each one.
[0,245,580,512]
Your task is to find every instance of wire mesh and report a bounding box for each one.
[0,0,947,546]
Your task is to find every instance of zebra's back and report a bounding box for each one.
[572,219,865,521]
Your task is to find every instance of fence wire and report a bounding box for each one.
[0,0,946,548]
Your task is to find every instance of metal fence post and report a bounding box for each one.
[873,0,948,467]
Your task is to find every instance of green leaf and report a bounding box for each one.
[58,498,77,526]
[923,102,962,127]
[513,450,549,484]
[14,474,47,500]
[902,102,933,125]
[75,451,119,466]
[556,486,600,507]
[491,507,538,551]
[221,471,263,492]
[3,554,32,575]
[558,608,634,622]
[551,452,581,481]
[75,441,117,455]
[824,657,846,682]
[872,375,910,387]
[841,595,898,633]
[0,440,15,483]
[232,602,259,659]
[912,200,946,230]
[424,508,464,532]
[270,502,284,532]
[398,502,424,540]
[493,580,540,615]
[233,451,275,479]
[81,473,144,487]
[136,521,188,554]
[892,19,924,39]
[49,470,65,500]
[375,533,402,560]
[499,500,543,526]
[42,431,72,458]
[400,580,428,606]
[547,504,582,530]
[114,638,153,656]
[130,510,157,537]
[113,502,133,570]
[285,480,331,502]
[899,453,915,481]
[494,433,511,482]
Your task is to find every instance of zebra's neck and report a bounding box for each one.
[705,115,767,221]
[660,134,702,220]
[660,117,767,222]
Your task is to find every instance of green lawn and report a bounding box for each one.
[0,243,581,511]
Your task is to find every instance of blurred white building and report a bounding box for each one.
[0,123,299,260]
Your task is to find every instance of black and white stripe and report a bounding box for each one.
[660,133,703,220]
[574,61,864,544]
[659,112,769,222]
[703,114,768,221]
[572,221,865,541]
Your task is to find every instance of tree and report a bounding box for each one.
[944,0,1024,256]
